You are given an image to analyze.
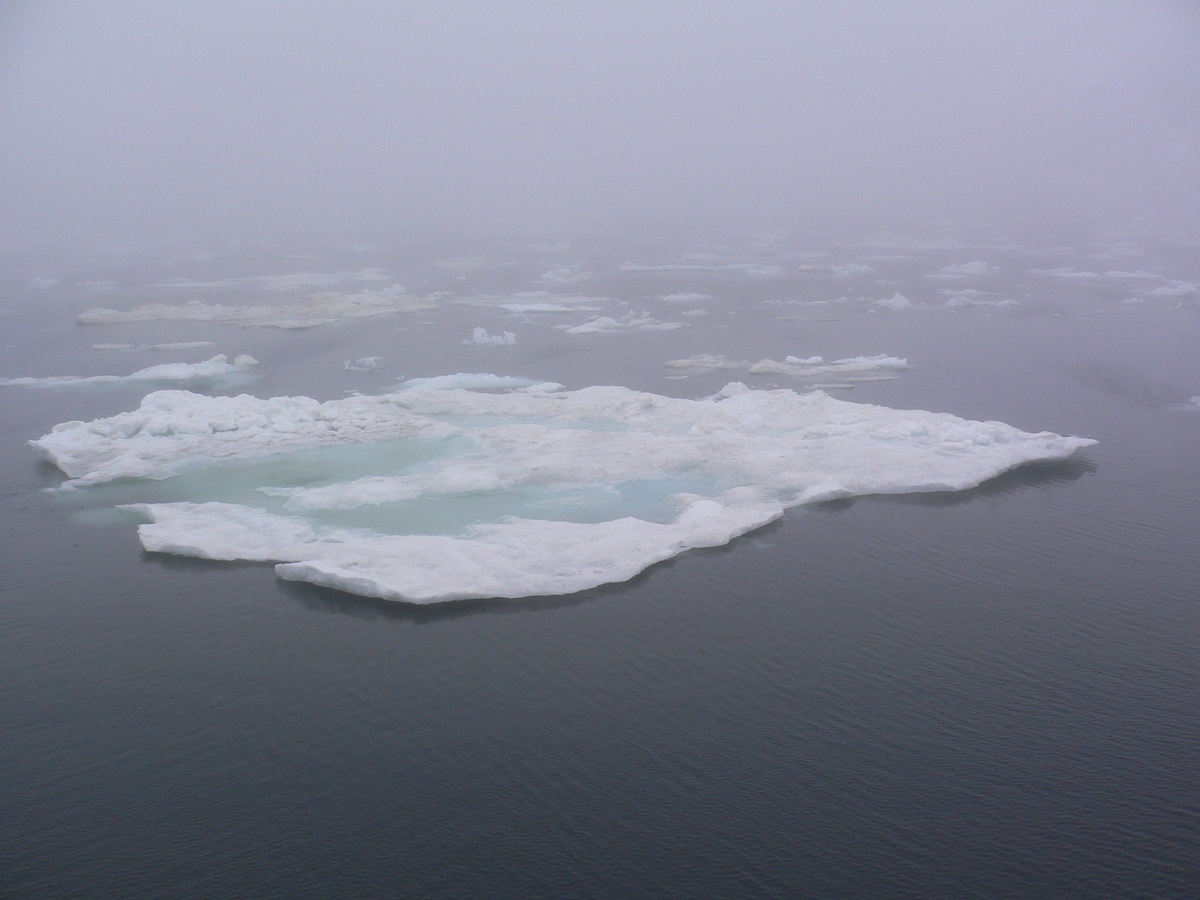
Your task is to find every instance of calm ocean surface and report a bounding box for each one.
[2,231,1198,897]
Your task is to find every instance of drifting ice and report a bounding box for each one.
[0,354,258,388]
[32,379,1095,604]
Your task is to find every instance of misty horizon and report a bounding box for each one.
[2,1,1199,249]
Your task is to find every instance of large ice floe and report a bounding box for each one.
[32,377,1095,604]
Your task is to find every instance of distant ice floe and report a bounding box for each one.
[32,379,1095,604]
[435,257,489,269]
[559,312,687,334]
[796,263,873,276]
[620,262,782,276]
[459,291,608,313]
[396,373,562,392]
[874,293,912,310]
[344,357,384,371]
[148,269,390,291]
[79,285,436,329]
[938,289,1018,308]
[928,261,997,278]
[1031,267,1102,279]
[93,341,218,351]
[536,265,592,284]
[1141,282,1198,298]
[465,327,517,346]
[660,293,713,303]
[665,353,908,381]
[0,354,258,388]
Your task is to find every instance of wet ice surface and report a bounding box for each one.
[13,228,1200,603]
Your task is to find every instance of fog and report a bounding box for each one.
[2,1,1198,247]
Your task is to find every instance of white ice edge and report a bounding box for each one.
[34,379,1096,604]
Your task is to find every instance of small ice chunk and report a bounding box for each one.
[465,327,517,346]
[875,293,912,310]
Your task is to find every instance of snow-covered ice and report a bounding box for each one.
[33,378,1095,604]
[874,293,912,310]
[465,327,517,346]
[560,312,686,334]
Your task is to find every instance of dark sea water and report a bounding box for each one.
[2,231,1198,898]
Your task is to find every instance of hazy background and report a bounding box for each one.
[2,0,1198,248]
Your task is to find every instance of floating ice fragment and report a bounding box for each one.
[397,373,562,392]
[0,354,258,389]
[79,285,435,328]
[620,262,782,276]
[660,293,713,303]
[929,261,997,278]
[874,293,912,310]
[561,312,685,333]
[465,327,517,346]
[536,266,592,284]
[345,357,384,371]
[666,353,908,379]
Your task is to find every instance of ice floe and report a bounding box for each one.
[148,269,390,291]
[660,293,713,303]
[874,293,912,310]
[0,355,258,389]
[536,266,592,284]
[344,357,384,371]
[458,291,608,313]
[465,327,517,346]
[665,354,909,380]
[32,379,1094,604]
[929,261,997,278]
[620,262,782,276]
[559,312,686,334]
[93,341,218,352]
[79,285,435,328]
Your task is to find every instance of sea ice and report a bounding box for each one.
[465,327,517,346]
[665,353,908,380]
[619,262,782,276]
[560,312,686,334]
[929,261,997,277]
[78,285,435,328]
[0,354,258,389]
[874,293,912,310]
[34,379,1096,604]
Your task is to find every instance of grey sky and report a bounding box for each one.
[2,1,1197,247]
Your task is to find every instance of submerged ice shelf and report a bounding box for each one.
[32,379,1096,604]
